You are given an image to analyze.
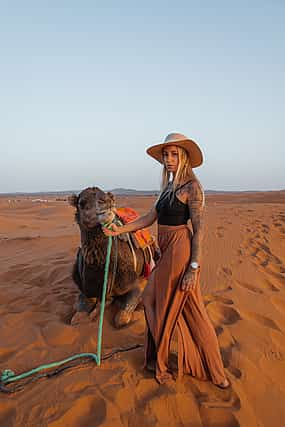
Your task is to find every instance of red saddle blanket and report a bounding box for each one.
[116,207,154,250]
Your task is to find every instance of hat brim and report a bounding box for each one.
[146,139,203,168]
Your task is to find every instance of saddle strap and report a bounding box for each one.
[108,235,118,295]
[115,217,138,275]
[126,232,137,273]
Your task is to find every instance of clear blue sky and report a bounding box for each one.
[0,1,284,193]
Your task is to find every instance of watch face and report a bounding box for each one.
[191,262,199,269]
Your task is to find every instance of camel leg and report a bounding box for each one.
[76,293,97,313]
[71,293,97,326]
[114,279,145,328]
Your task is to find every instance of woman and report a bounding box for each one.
[103,132,230,389]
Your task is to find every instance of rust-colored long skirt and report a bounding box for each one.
[142,224,226,385]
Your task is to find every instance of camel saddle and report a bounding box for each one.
[115,207,155,250]
[115,207,156,277]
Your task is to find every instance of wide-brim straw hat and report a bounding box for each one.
[146,132,203,168]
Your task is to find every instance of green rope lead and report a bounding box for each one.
[0,235,113,386]
[97,233,112,366]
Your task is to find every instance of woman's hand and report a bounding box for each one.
[102,223,121,236]
[181,269,199,292]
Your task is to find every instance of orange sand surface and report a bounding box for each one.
[0,191,285,427]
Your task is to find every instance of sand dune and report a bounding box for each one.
[0,192,285,426]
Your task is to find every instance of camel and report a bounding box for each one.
[69,186,158,328]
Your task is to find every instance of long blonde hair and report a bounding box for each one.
[157,146,201,204]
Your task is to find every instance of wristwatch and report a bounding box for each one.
[190,261,199,270]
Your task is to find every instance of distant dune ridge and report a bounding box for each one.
[0,190,285,426]
[1,187,285,197]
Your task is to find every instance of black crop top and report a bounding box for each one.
[156,182,190,226]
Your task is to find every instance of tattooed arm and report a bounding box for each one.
[176,180,205,268]
[188,181,205,266]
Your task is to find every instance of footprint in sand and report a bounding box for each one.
[227,365,242,379]
[145,389,203,426]
[204,295,234,310]
[259,243,282,263]
[198,406,240,427]
[212,295,234,305]
[273,220,285,234]
[216,226,225,238]
[261,278,281,292]
[237,248,244,257]
[242,311,282,332]
[212,285,233,294]
[236,281,263,294]
[263,346,285,361]
[261,223,270,233]
[191,381,240,426]
[247,240,284,279]
[190,342,242,425]
[270,295,285,315]
[220,267,233,277]
[47,395,107,427]
[207,302,241,326]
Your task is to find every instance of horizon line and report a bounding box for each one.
[1,187,285,196]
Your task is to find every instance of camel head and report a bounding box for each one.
[69,187,116,229]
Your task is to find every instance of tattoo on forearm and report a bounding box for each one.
[176,180,205,264]
[190,210,204,262]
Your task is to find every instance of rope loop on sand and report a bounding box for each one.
[0,232,141,394]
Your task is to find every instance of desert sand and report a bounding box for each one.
[0,191,285,427]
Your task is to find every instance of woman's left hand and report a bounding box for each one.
[181,269,199,292]
[102,223,120,236]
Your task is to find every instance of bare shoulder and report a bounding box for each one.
[176,180,205,208]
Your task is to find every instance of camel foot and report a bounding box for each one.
[70,311,89,326]
[89,305,101,322]
[114,309,133,328]
[76,293,97,314]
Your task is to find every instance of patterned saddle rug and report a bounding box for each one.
[116,207,155,250]
[115,207,156,278]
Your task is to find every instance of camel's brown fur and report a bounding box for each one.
[69,187,157,328]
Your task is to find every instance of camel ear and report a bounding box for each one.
[106,191,115,202]
[68,194,79,207]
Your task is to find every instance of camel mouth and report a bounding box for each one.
[81,211,115,230]
[82,220,101,230]
[97,211,115,225]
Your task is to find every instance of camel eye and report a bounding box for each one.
[79,200,87,209]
